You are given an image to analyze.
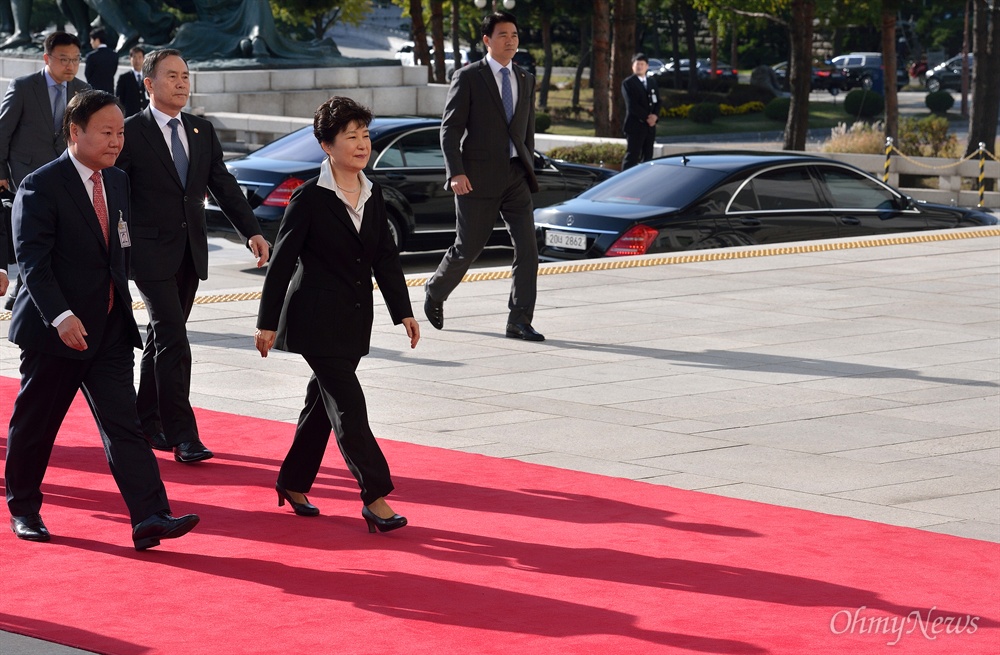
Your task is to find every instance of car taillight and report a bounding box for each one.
[262,177,306,207]
[816,70,830,77]
[606,225,658,257]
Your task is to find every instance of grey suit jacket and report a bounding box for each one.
[0,71,91,187]
[440,58,538,197]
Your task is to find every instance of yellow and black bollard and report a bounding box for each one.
[883,137,893,183]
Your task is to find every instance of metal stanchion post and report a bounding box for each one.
[883,137,893,183]
[978,142,985,208]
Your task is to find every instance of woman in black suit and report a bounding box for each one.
[254,96,420,533]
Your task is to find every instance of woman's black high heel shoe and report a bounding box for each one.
[362,506,407,533]
[276,484,320,517]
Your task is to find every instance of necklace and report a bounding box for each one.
[336,181,361,193]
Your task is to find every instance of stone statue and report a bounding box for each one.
[166,0,337,60]
[0,0,174,51]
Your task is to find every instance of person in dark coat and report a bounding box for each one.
[84,27,118,94]
[620,52,660,170]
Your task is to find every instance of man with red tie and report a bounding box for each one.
[5,90,199,550]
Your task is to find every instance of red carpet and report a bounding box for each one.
[0,376,997,654]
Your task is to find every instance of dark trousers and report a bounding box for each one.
[134,247,200,444]
[5,304,170,526]
[425,158,537,324]
[278,355,393,506]
[622,125,656,170]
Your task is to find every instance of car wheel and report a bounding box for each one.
[926,78,941,93]
[860,75,874,91]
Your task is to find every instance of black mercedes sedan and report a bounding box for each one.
[206,117,615,252]
[534,152,997,260]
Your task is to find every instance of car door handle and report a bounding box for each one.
[739,217,761,226]
[384,173,407,180]
[840,216,861,225]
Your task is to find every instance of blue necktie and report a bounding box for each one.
[52,84,65,133]
[168,118,188,186]
[500,67,514,123]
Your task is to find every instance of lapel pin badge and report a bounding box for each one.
[193,128,199,134]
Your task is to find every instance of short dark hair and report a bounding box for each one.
[313,96,373,145]
[632,53,649,63]
[482,11,517,39]
[143,48,186,80]
[62,90,122,140]
[129,45,145,57]
[90,27,108,45]
[44,31,81,55]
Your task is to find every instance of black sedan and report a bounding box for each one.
[652,58,738,87]
[534,152,997,260]
[924,54,974,93]
[206,118,614,252]
[772,60,845,92]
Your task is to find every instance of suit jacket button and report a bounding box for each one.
[181,222,187,228]
[355,303,361,309]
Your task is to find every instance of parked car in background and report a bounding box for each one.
[771,60,845,92]
[830,52,908,91]
[651,58,738,87]
[924,53,975,92]
[206,118,615,252]
[534,152,996,260]
[646,58,666,75]
[512,49,537,77]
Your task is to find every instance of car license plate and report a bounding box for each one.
[545,230,586,250]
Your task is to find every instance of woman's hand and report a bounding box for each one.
[402,317,420,349]
[255,329,276,357]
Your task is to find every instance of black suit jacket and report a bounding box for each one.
[441,58,538,197]
[115,69,147,116]
[0,71,90,187]
[85,46,118,93]
[115,108,262,281]
[256,178,412,360]
[621,74,660,136]
[8,152,140,359]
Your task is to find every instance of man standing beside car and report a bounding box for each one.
[424,11,544,342]
[115,48,269,463]
[621,52,659,170]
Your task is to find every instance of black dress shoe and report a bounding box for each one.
[424,294,444,330]
[276,483,320,516]
[11,514,51,542]
[3,293,15,310]
[505,322,545,341]
[132,511,200,551]
[144,432,172,452]
[174,440,213,463]
[362,506,407,533]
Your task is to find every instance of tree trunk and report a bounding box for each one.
[730,24,738,70]
[451,0,460,68]
[682,2,699,93]
[593,0,612,136]
[881,2,899,145]
[409,0,432,83]
[783,0,815,151]
[539,13,553,109]
[670,6,681,90]
[429,0,446,84]
[572,19,591,110]
[611,0,636,132]
[966,0,1000,157]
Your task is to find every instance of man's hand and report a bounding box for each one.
[56,315,89,351]
[0,271,8,296]
[401,317,420,349]
[254,328,276,357]
[646,114,658,127]
[248,235,270,267]
[449,174,473,196]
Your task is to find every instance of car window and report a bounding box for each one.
[373,128,444,169]
[579,163,725,208]
[251,126,326,163]
[732,166,823,211]
[815,166,898,210]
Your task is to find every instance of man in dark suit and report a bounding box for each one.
[5,90,199,550]
[0,31,90,310]
[115,45,147,117]
[424,11,543,342]
[621,52,660,170]
[115,48,269,464]
[84,27,118,94]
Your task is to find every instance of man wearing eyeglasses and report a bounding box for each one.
[0,31,90,310]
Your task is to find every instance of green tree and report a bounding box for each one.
[270,0,372,41]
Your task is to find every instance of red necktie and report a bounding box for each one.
[90,171,114,312]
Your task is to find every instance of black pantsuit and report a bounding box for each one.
[257,177,413,505]
[621,74,660,170]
